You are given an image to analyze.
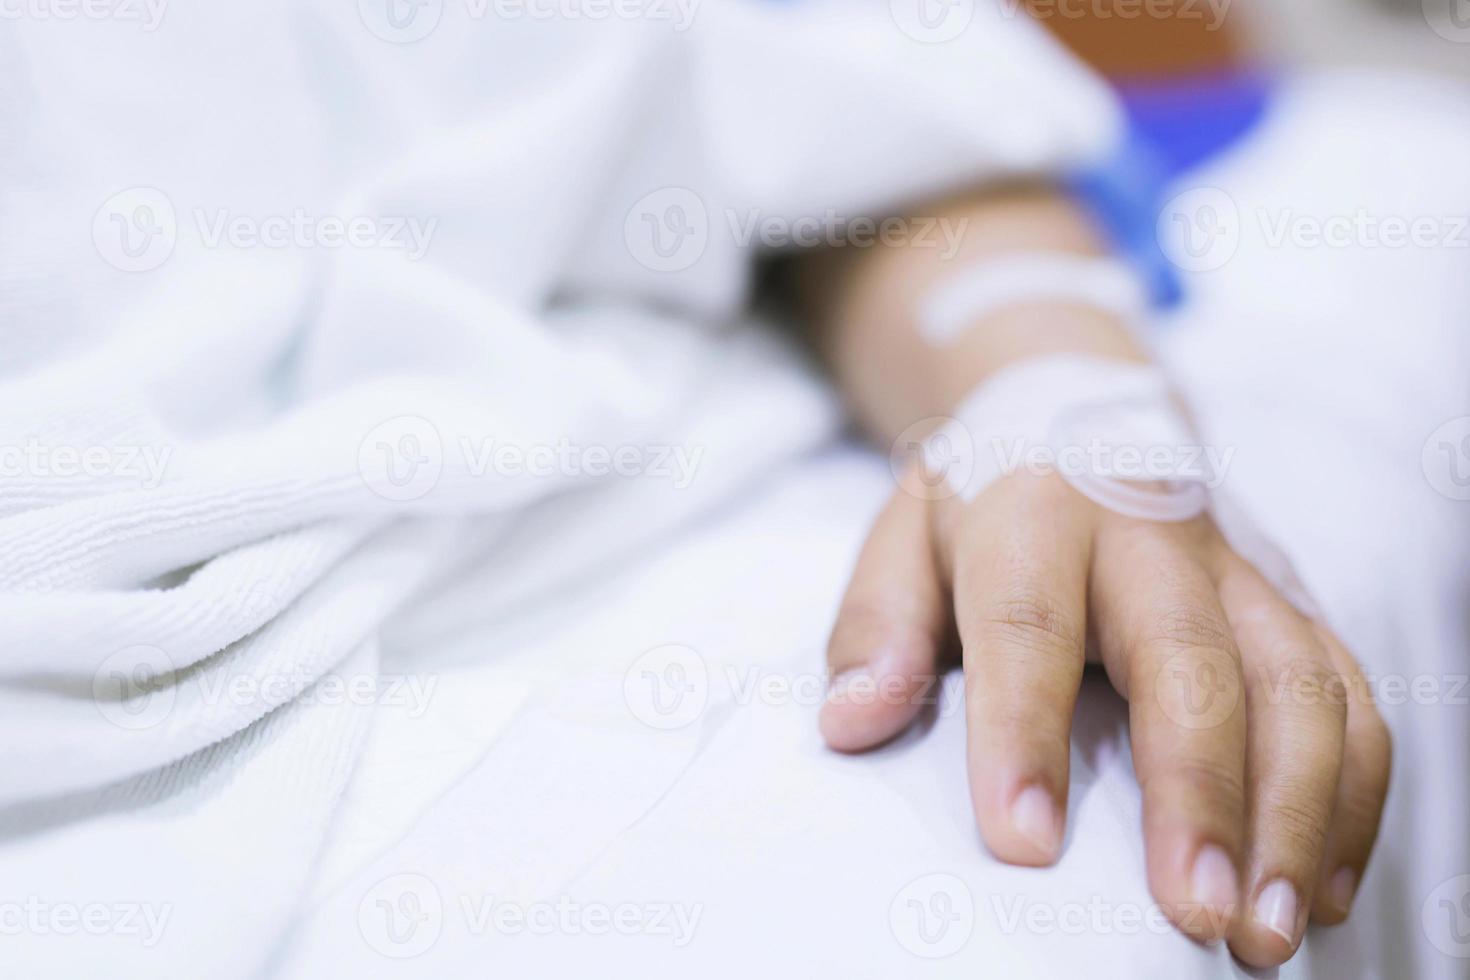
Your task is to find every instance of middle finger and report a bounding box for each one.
[1092,519,1247,944]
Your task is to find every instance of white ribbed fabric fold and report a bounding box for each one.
[0,519,476,805]
[0,641,380,980]
[0,519,381,675]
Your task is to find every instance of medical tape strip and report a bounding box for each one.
[921,354,1213,521]
[917,252,1150,347]
[921,354,1321,618]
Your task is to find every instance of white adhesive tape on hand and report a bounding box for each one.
[921,354,1217,521]
[918,252,1149,347]
[915,354,1322,618]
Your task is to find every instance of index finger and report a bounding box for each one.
[952,473,1092,867]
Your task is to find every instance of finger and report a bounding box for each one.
[1309,624,1391,926]
[820,482,948,752]
[952,473,1091,867]
[1092,521,1246,944]
[1216,559,1345,966]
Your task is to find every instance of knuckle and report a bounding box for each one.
[1147,604,1238,656]
[980,588,1083,657]
[1266,795,1333,854]
[1257,656,1350,728]
[1142,757,1246,807]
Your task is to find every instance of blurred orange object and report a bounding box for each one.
[1016,0,1248,79]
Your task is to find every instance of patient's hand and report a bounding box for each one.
[792,180,1390,966]
[819,468,1390,966]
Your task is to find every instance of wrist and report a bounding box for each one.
[929,303,1148,413]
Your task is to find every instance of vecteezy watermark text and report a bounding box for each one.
[622,644,967,731]
[0,0,167,30]
[359,416,705,503]
[991,436,1232,489]
[93,188,438,272]
[0,898,172,947]
[92,646,440,731]
[193,208,436,261]
[624,188,971,273]
[357,0,700,43]
[1158,187,1470,273]
[998,0,1233,30]
[888,873,1235,959]
[357,873,703,958]
[0,439,172,490]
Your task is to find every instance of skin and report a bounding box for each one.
[789,184,1391,967]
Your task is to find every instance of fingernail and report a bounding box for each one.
[1254,878,1298,944]
[1010,785,1060,858]
[1326,866,1357,913]
[1190,844,1239,914]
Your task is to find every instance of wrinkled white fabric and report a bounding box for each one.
[0,2,1122,977]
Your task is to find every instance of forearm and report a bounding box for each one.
[792,183,1147,447]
